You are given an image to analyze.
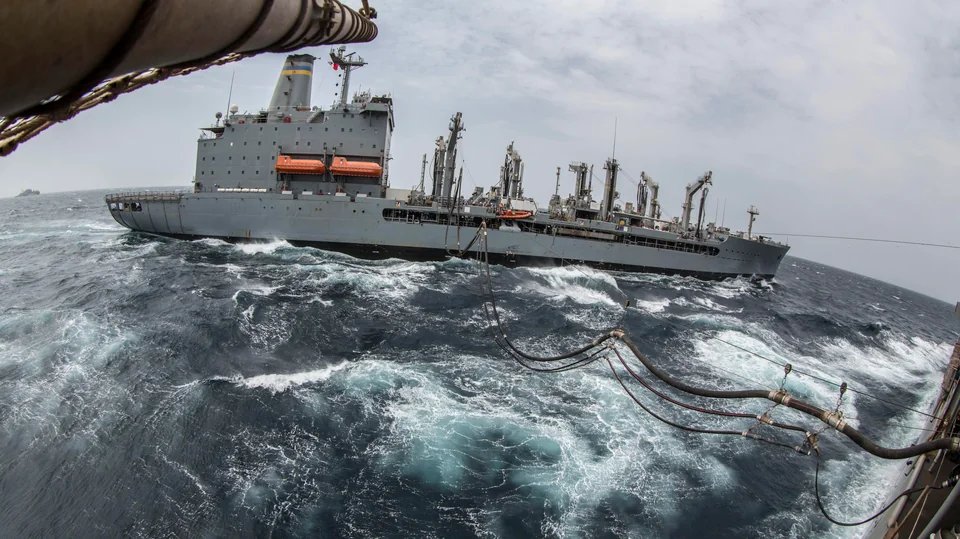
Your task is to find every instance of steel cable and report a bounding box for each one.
[813,456,956,526]
[612,346,809,433]
[466,222,960,460]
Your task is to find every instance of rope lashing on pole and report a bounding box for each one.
[0,0,379,156]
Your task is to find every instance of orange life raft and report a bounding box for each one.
[275,155,326,174]
[497,209,533,220]
[329,157,383,178]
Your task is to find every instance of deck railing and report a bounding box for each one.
[104,191,185,203]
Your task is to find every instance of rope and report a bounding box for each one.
[813,455,957,526]
[470,217,936,423]
[462,221,960,527]
[474,224,803,443]
[0,0,378,156]
[703,331,941,420]
[612,346,808,434]
[466,222,960,460]
[756,233,960,250]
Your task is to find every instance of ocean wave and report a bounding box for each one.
[233,240,293,255]
[335,354,737,535]
[1,190,957,537]
[235,361,353,394]
[633,298,671,313]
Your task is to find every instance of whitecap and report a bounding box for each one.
[234,240,292,255]
[633,298,670,313]
[525,265,620,289]
[192,237,231,248]
[518,281,618,307]
[235,361,352,394]
[231,284,280,302]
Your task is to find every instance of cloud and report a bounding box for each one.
[1,0,958,300]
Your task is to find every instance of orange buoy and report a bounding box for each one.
[275,155,326,174]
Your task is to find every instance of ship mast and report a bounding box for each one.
[647,178,661,225]
[569,162,590,207]
[600,157,620,221]
[330,46,367,107]
[499,141,524,199]
[440,113,464,204]
[747,205,759,240]
[680,171,712,233]
[417,153,427,193]
[638,171,650,217]
[431,137,445,198]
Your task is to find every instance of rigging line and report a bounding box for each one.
[616,331,960,460]
[481,290,607,372]
[647,309,942,421]
[705,361,777,392]
[479,281,603,372]
[605,353,805,452]
[471,224,960,459]
[471,221,922,425]
[485,255,772,389]
[618,167,640,187]
[707,332,941,420]
[756,233,960,250]
[502,340,608,373]
[835,417,942,434]
[813,455,956,527]
[478,277,607,373]
[476,228,618,363]
[474,217,939,422]
[612,346,809,433]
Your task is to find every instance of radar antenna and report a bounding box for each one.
[330,46,367,107]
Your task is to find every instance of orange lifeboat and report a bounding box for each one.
[275,155,326,175]
[497,209,533,220]
[329,157,383,178]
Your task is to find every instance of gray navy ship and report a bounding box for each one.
[106,48,789,278]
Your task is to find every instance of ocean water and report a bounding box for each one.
[0,190,956,538]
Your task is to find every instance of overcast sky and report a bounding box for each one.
[1,0,958,302]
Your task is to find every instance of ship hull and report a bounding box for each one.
[106,192,789,279]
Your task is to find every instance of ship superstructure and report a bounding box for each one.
[106,50,789,278]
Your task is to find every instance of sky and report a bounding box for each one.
[1,0,958,302]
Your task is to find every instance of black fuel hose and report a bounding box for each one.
[616,331,960,460]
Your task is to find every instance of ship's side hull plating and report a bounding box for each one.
[108,192,788,278]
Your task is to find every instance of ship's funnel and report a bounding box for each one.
[268,54,316,111]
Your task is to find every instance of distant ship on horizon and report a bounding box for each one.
[16,189,39,197]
